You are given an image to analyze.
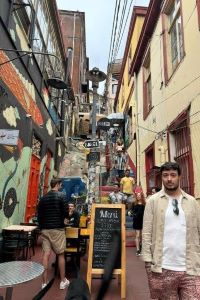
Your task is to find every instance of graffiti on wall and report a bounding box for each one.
[0,50,44,126]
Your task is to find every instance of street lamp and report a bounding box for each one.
[85,68,106,206]
[86,67,106,138]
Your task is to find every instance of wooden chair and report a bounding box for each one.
[79,216,88,228]
[20,223,39,258]
[79,216,88,255]
[2,229,27,261]
[65,227,81,277]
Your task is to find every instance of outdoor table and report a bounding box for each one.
[0,261,44,300]
[3,225,37,232]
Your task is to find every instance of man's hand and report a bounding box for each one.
[64,218,69,225]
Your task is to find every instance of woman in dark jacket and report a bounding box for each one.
[132,192,145,256]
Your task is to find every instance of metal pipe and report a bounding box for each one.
[0,48,62,66]
[91,82,99,139]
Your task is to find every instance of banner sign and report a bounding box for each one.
[84,140,99,149]
[97,117,111,130]
[86,151,100,162]
[0,129,19,145]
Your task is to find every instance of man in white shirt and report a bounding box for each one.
[109,186,124,204]
[142,162,200,300]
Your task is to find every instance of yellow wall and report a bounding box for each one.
[116,13,146,171]
[118,16,145,113]
[135,0,200,197]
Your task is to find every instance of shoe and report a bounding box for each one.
[60,278,70,290]
[136,250,141,256]
[41,282,48,289]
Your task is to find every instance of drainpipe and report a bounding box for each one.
[134,72,141,186]
[71,12,76,80]
[60,48,73,138]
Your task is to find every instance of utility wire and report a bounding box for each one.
[112,0,128,63]
[108,0,119,64]
[153,73,200,110]
[106,0,134,97]
[115,0,134,58]
[110,0,121,64]
[105,0,121,94]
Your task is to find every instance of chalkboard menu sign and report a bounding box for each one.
[87,204,126,299]
[92,207,121,269]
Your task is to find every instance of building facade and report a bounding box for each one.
[129,0,200,198]
[106,58,122,115]
[59,10,89,137]
[0,0,73,228]
[114,6,147,176]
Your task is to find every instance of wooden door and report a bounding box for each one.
[25,154,41,222]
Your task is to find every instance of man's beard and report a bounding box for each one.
[164,183,179,192]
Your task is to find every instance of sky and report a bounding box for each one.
[56,0,150,93]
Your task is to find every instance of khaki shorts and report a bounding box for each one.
[41,229,66,254]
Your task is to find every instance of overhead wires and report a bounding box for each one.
[106,0,135,94]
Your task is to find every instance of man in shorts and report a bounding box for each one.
[120,169,135,211]
[38,178,69,290]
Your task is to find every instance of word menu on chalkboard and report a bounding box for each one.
[87,204,126,299]
[92,207,121,269]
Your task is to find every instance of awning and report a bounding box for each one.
[107,112,124,119]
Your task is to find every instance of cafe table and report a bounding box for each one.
[3,225,37,232]
[0,261,44,300]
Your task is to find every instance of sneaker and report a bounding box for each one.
[136,250,141,256]
[60,278,70,290]
[41,282,48,289]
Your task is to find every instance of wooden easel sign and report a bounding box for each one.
[87,204,126,299]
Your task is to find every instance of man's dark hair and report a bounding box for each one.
[160,162,181,175]
[50,178,62,188]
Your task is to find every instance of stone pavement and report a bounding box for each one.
[0,236,151,300]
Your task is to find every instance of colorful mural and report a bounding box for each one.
[0,50,44,126]
[0,147,31,229]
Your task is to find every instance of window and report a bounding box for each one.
[112,84,118,95]
[162,0,184,79]
[32,24,45,69]
[32,135,42,158]
[37,1,49,44]
[169,0,184,70]
[143,48,152,119]
[145,143,161,195]
[169,116,194,195]
[14,0,32,36]
[197,0,200,30]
